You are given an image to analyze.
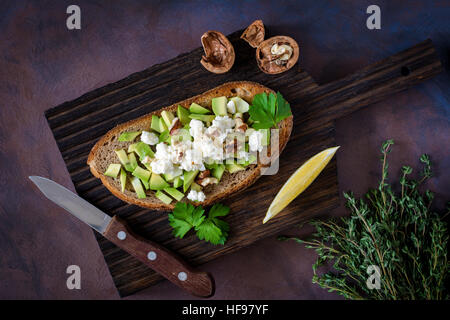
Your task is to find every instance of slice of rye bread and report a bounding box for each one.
[87,81,293,211]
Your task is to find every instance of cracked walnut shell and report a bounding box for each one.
[240,20,265,48]
[200,31,235,74]
[256,36,299,74]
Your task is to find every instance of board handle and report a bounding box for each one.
[298,39,443,130]
[103,216,214,297]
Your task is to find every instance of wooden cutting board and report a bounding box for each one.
[44,30,442,297]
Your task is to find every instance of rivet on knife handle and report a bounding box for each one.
[103,216,214,297]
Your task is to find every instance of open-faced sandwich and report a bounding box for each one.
[87,81,293,210]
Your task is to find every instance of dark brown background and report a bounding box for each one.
[0,0,448,299]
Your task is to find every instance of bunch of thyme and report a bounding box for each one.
[280,140,449,299]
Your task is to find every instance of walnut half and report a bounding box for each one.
[256,36,299,74]
[240,20,265,48]
[200,31,235,74]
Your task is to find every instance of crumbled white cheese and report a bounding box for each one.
[180,148,205,172]
[226,100,236,114]
[189,119,204,140]
[141,131,159,145]
[211,116,235,132]
[187,190,206,202]
[249,130,264,152]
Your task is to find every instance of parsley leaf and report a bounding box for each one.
[168,202,231,245]
[168,203,205,238]
[249,91,291,129]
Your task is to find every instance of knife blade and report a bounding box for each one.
[29,176,214,297]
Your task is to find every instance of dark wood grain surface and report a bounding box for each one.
[45,29,441,296]
[1,0,449,300]
[45,30,341,296]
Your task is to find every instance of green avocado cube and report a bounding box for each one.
[128,143,138,153]
[134,141,155,160]
[226,163,245,173]
[151,115,162,133]
[141,178,150,190]
[163,187,185,201]
[161,110,175,128]
[115,149,133,172]
[104,163,121,178]
[171,128,192,144]
[212,96,228,116]
[230,97,250,113]
[190,182,202,192]
[119,168,127,192]
[183,170,199,192]
[159,117,168,132]
[128,153,138,172]
[155,190,172,205]
[172,176,183,189]
[189,103,210,115]
[177,105,191,125]
[118,131,141,142]
[211,164,225,181]
[150,173,169,190]
[189,114,215,122]
[159,130,171,144]
[131,176,146,199]
[242,154,257,166]
[132,166,151,182]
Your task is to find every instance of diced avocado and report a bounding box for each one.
[151,115,162,133]
[243,154,257,166]
[119,168,127,192]
[159,130,171,144]
[128,153,138,172]
[141,178,150,190]
[132,166,151,182]
[163,173,176,182]
[183,170,199,192]
[104,163,121,178]
[171,128,192,143]
[173,176,183,188]
[226,163,245,173]
[143,162,153,172]
[189,103,210,115]
[118,131,141,142]
[189,114,216,122]
[128,143,138,153]
[159,117,168,132]
[211,164,225,181]
[233,112,243,119]
[163,187,185,201]
[231,96,250,113]
[161,110,175,128]
[177,105,191,125]
[115,149,133,172]
[212,96,228,116]
[261,129,270,146]
[131,176,146,199]
[150,173,170,190]
[134,141,154,160]
[190,182,202,192]
[155,190,173,205]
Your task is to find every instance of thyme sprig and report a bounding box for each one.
[280,140,449,299]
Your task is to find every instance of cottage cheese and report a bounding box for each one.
[141,131,159,145]
[187,190,206,202]
[226,100,236,114]
[249,130,264,152]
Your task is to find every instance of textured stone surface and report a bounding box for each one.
[0,0,448,299]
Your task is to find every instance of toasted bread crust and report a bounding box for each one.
[87,81,293,211]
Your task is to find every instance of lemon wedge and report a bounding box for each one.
[263,146,340,224]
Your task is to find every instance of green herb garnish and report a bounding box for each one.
[280,140,449,300]
[249,92,291,129]
[168,203,230,245]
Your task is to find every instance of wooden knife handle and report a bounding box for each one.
[103,216,214,297]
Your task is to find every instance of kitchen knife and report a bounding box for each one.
[29,176,214,297]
